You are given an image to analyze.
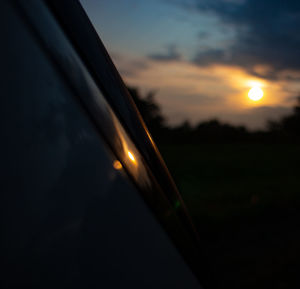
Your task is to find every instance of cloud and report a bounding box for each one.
[109,52,149,77]
[193,48,230,66]
[110,50,297,129]
[169,0,300,78]
[246,106,292,120]
[226,105,293,129]
[148,44,182,61]
[184,105,293,130]
[164,102,293,129]
[197,31,210,40]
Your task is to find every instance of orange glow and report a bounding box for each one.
[127,151,136,162]
[123,59,289,123]
[113,160,123,170]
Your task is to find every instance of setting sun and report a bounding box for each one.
[248,86,264,101]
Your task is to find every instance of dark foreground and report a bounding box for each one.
[160,143,300,289]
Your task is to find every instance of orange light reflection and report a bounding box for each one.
[113,160,123,170]
[127,151,136,163]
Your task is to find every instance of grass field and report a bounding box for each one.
[160,143,300,289]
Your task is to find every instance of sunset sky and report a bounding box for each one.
[80,0,300,129]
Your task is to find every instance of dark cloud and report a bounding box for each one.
[173,93,227,106]
[193,48,231,66]
[170,0,300,78]
[148,44,182,61]
[197,31,210,39]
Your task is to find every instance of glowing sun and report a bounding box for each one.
[248,86,263,101]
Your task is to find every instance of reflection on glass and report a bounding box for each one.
[127,151,136,163]
[113,160,123,170]
[109,112,152,188]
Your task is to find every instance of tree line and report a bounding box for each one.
[128,87,300,144]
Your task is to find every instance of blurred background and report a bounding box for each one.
[80,1,300,288]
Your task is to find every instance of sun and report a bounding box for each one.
[248,86,263,101]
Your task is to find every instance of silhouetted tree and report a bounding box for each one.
[281,96,300,137]
[128,87,167,140]
[193,119,249,143]
[267,96,300,142]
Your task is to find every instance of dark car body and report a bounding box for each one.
[0,1,205,288]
